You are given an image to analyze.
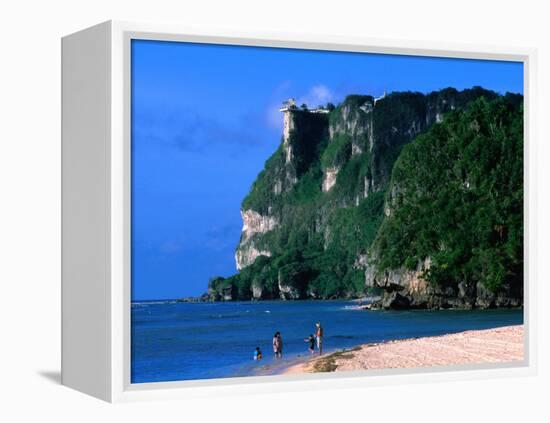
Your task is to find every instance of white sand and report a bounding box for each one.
[283,325,524,374]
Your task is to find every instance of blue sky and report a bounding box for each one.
[131,39,523,301]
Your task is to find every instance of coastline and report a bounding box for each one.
[282,325,524,375]
[172,296,381,304]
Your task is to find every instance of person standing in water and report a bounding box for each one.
[273,332,283,359]
[304,334,315,354]
[253,347,262,361]
[315,323,324,355]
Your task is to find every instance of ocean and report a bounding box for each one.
[131,300,523,383]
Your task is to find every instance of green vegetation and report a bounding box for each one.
[241,111,329,215]
[207,88,523,305]
[373,95,523,293]
[241,144,286,214]
[321,133,351,168]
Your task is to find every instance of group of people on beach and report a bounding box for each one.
[254,322,324,361]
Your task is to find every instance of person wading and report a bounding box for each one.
[315,323,324,355]
[273,331,283,359]
[304,334,315,355]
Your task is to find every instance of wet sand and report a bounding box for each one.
[282,325,524,374]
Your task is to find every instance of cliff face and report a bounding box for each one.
[366,93,524,309]
[214,87,523,309]
[235,210,277,269]
[235,109,329,269]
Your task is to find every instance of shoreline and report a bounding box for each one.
[172,296,380,303]
[282,325,524,375]
[138,297,523,309]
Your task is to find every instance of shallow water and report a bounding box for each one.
[131,300,523,383]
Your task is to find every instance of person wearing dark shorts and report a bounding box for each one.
[305,334,315,354]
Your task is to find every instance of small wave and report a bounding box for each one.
[343,305,362,310]
[264,310,271,314]
[209,313,245,319]
[131,300,176,306]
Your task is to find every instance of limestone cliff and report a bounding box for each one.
[365,92,524,309]
[235,210,277,269]
[212,87,523,309]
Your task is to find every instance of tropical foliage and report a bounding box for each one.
[209,89,523,301]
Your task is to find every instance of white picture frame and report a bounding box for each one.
[61,20,538,403]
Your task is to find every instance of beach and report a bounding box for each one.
[283,325,524,374]
[131,300,523,382]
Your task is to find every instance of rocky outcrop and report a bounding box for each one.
[282,108,296,164]
[240,210,277,241]
[329,96,373,154]
[235,245,271,271]
[325,91,465,199]
[322,167,338,192]
[277,264,310,300]
[381,292,410,309]
[206,277,236,301]
[235,210,277,269]
[364,177,372,198]
[279,108,330,190]
[278,280,303,300]
[365,258,430,308]
[365,258,522,310]
[475,282,523,309]
[251,281,264,300]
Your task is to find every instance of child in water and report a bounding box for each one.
[253,347,262,361]
[304,334,315,354]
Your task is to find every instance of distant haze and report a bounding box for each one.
[131,39,523,301]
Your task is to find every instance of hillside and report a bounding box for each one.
[207,87,524,309]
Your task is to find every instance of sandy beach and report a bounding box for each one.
[283,325,524,374]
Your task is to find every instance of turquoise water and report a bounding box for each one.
[131,300,523,383]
